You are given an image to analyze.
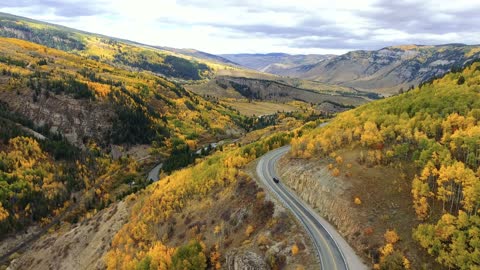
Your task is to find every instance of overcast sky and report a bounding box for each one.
[1,0,480,54]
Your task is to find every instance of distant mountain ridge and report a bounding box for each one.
[157,46,238,65]
[226,45,480,96]
[221,53,334,72]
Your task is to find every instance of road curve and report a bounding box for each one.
[256,146,367,270]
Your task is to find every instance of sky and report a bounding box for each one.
[1,0,480,55]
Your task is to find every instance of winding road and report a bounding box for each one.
[257,146,367,270]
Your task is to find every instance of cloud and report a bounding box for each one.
[357,0,480,35]
[0,0,479,54]
[0,0,107,17]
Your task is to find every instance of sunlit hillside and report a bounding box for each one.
[0,37,247,147]
[0,12,238,81]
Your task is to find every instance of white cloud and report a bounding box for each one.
[1,0,479,54]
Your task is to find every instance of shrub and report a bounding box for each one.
[171,240,207,270]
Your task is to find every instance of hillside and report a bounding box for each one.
[240,45,480,96]
[283,61,480,269]
[187,76,368,111]
[3,125,320,270]
[221,53,332,73]
[0,12,221,81]
[0,37,245,149]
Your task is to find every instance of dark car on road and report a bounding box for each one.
[273,177,280,183]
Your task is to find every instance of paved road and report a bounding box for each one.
[256,146,367,270]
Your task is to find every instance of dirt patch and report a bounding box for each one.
[0,226,42,259]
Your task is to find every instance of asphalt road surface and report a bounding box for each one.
[256,146,367,270]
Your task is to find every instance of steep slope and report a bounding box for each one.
[2,101,322,269]
[0,12,217,81]
[221,53,332,73]
[101,133,318,270]
[276,44,480,96]
[284,61,480,269]
[0,37,244,149]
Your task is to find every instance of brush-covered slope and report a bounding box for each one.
[260,45,480,96]
[102,131,317,270]
[0,37,244,149]
[289,61,480,269]
[0,12,219,81]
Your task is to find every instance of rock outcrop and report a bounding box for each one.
[226,250,268,270]
[0,89,114,147]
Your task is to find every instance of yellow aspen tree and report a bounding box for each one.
[245,225,254,237]
[291,244,299,255]
[0,203,9,222]
[354,197,362,205]
[384,229,400,244]
[332,168,340,177]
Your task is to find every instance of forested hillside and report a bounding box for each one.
[0,37,245,149]
[0,36,252,243]
[0,103,149,238]
[0,13,216,80]
[105,129,317,269]
[290,61,480,269]
[0,22,330,269]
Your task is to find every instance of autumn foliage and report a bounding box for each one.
[106,132,292,269]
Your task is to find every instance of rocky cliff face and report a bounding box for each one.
[277,157,361,243]
[0,89,114,147]
[226,250,268,270]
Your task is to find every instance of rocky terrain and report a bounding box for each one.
[7,201,132,270]
[0,86,114,148]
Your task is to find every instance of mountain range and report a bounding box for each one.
[224,44,480,96]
